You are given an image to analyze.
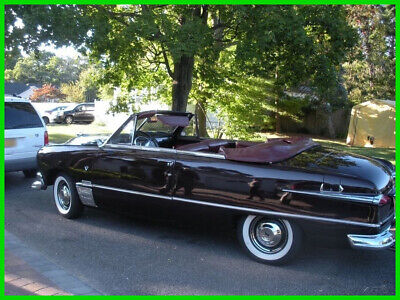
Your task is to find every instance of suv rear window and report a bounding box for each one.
[5,102,43,129]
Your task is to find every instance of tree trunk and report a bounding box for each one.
[274,68,282,133]
[275,98,281,133]
[172,55,194,112]
[326,112,336,138]
[195,98,209,137]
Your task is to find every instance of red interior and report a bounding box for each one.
[176,137,317,163]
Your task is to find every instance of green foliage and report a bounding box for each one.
[108,88,137,114]
[6,5,361,138]
[5,52,83,86]
[78,64,102,102]
[343,5,395,104]
[60,82,85,103]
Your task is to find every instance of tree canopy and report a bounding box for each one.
[6,5,356,113]
[5,51,83,86]
[343,5,395,104]
[7,5,393,139]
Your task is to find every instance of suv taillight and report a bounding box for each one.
[44,131,49,145]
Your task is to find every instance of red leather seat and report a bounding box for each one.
[176,139,232,153]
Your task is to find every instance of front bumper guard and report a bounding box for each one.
[31,172,47,190]
[348,224,395,250]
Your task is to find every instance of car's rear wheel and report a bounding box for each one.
[65,116,73,124]
[53,173,83,219]
[237,215,302,264]
[23,169,37,178]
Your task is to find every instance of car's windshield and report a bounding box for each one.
[137,117,177,135]
[107,113,193,147]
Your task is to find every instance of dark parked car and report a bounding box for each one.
[54,103,95,124]
[32,111,395,264]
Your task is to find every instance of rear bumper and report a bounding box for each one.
[5,156,37,172]
[348,223,395,250]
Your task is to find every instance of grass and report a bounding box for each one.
[47,123,113,144]
[47,123,395,165]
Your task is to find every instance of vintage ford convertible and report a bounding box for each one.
[32,111,395,264]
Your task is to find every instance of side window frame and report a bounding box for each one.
[105,115,137,146]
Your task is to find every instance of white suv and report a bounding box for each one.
[5,97,48,177]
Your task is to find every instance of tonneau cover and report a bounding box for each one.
[220,137,318,164]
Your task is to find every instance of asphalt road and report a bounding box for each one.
[5,172,395,295]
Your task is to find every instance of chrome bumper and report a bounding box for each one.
[31,172,47,190]
[348,225,395,250]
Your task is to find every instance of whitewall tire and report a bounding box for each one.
[237,215,302,264]
[53,174,83,219]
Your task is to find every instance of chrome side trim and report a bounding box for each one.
[281,188,381,205]
[83,182,382,228]
[79,182,172,200]
[175,149,225,159]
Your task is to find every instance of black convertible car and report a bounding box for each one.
[32,111,395,264]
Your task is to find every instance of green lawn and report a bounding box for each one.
[47,123,112,144]
[48,123,395,165]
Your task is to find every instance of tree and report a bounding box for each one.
[60,82,85,102]
[5,5,354,114]
[30,84,66,102]
[6,5,357,139]
[78,64,102,102]
[5,51,83,86]
[343,5,395,104]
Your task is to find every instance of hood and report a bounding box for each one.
[284,146,393,192]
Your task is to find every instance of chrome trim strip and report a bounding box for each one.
[103,144,225,159]
[82,182,382,228]
[77,182,172,200]
[175,149,225,159]
[281,188,381,204]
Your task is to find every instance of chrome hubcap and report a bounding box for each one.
[255,222,282,247]
[57,182,71,210]
[249,218,288,254]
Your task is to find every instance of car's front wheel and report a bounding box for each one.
[237,215,302,264]
[53,174,83,219]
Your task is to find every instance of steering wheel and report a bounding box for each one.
[133,131,159,147]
